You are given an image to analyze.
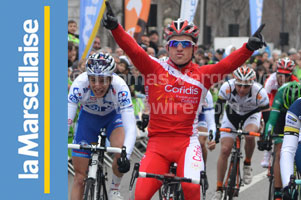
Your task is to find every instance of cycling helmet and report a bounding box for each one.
[86,52,116,76]
[283,81,301,109]
[164,18,199,43]
[276,57,295,74]
[233,66,256,85]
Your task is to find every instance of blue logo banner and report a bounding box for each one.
[79,0,104,59]
[0,0,67,199]
[249,0,264,35]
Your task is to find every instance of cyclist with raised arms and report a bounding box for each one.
[261,57,298,168]
[212,66,270,200]
[102,2,265,199]
[281,97,301,200]
[68,52,136,200]
[259,81,301,200]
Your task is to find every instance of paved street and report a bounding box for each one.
[68,138,271,199]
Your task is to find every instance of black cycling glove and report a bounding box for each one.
[102,1,118,30]
[246,24,267,51]
[117,156,130,173]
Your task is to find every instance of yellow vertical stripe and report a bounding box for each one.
[81,0,106,60]
[44,5,50,194]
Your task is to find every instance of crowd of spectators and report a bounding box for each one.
[67,19,301,103]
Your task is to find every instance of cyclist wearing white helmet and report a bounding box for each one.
[102,1,265,199]
[68,52,136,200]
[212,65,270,200]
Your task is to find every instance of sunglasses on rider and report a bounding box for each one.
[276,72,291,78]
[236,84,251,89]
[168,40,195,48]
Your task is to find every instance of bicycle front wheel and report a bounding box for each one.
[225,154,239,200]
[83,178,95,200]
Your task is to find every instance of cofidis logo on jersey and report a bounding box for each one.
[165,84,199,95]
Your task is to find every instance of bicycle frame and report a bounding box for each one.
[266,133,284,200]
[68,128,125,200]
[220,127,260,200]
[129,163,208,200]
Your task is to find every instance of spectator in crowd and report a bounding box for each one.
[92,35,102,51]
[116,55,132,87]
[270,49,281,63]
[115,47,124,57]
[111,53,120,65]
[130,66,145,95]
[256,65,267,85]
[293,52,301,80]
[224,45,236,57]
[288,48,298,61]
[262,59,272,75]
[146,46,156,57]
[148,30,159,54]
[68,20,79,45]
[140,34,150,47]
[156,48,168,59]
[68,41,77,68]
[211,48,225,63]
[101,46,113,54]
[262,52,269,62]
[194,48,204,65]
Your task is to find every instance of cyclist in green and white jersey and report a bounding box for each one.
[258,81,301,200]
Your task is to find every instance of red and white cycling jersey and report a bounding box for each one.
[112,25,253,138]
[264,72,299,106]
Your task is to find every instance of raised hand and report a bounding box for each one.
[102,1,118,30]
[246,24,267,51]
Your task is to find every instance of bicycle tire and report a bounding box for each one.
[225,153,239,200]
[96,167,108,200]
[83,178,95,200]
[268,152,276,200]
[159,183,184,200]
[268,176,274,200]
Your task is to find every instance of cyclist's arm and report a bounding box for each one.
[67,76,85,132]
[256,86,270,124]
[214,82,229,126]
[111,25,157,75]
[264,88,284,138]
[199,44,253,89]
[215,98,226,126]
[68,103,78,132]
[280,109,301,187]
[116,84,137,158]
[204,91,216,139]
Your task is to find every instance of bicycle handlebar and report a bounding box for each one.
[219,128,260,137]
[68,144,123,154]
[138,171,200,184]
[198,130,214,141]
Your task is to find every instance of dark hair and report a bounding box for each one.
[148,30,159,36]
[68,41,75,51]
[68,20,77,25]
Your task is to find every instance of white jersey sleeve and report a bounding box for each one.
[203,91,216,138]
[280,104,301,187]
[218,81,231,101]
[255,84,269,107]
[67,73,89,131]
[112,75,137,158]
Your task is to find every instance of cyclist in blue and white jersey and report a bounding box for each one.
[281,97,301,200]
[198,90,217,163]
[68,52,136,200]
